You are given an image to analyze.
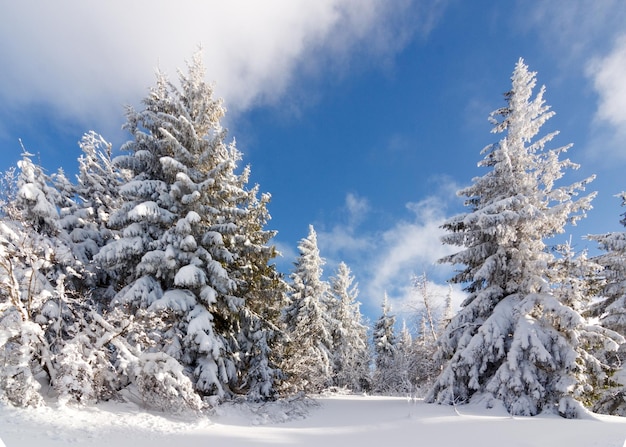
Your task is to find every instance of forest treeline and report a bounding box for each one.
[1,54,626,418]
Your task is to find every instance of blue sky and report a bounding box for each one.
[1,1,626,324]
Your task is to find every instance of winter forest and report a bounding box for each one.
[2,53,626,423]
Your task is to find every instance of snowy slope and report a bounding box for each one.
[2,395,626,447]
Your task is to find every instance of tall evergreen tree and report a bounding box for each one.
[587,193,626,336]
[586,193,626,415]
[0,167,19,220]
[427,59,616,417]
[66,131,128,301]
[328,262,371,392]
[0,151,80,406]
[96,53,282,405]
[372,294,402,394]
[396,320,416,395]
[227,184,288,400]
[281,225,333,393]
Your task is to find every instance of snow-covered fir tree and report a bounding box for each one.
[281,225,333,393]
[226,181,288,400]
[372,294,403,394]
[95,53,284,406]
[440,285,454,332]
[586,193,626,415]
[65,131,129,301]
[587,193,626,337]
[395,320,416,395]
[547,239,621,411]
[0,167,19,220]
[426,58,618,417]
[0,151,82,406]
[328,262,371,392]
[549,239,603,314]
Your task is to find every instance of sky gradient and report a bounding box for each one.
[1,0,625,323]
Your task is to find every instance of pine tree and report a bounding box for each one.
[441,285,454,333]
[396,320,416,395]
[0,167,19,220]
[228,186,288,400]
[372,294,402,394]
[586,193,626,415]
[67,131,128,301]
[426,59,615,417]
[281,225,333,393]
[96,53,282,405]
[0,151,80,406]
[587,193,626,336]
[328,262,371,392]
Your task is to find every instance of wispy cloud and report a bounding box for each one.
[365,195,455,306]
[345,193,370,227]
[587,35,626,146]
[316,178,464,314]
[317,193,374,264]
[521,1,626,64]
[0,0,442,142]
[389,279,466,331]
[518,1,626,162]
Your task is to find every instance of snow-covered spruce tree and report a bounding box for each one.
[395,320,416,395]
[65,131,129,302]
[48,133,143,406]
[372,294,403,394]
[587,194,626,337]
[227,184,288,400]
[426,59,615,417]
[0,167,19,220]
[586,193,626,415]
[547,240,622,411]
[48,166,117,405]
[96,53,283,406]
[0,151,82,406]
[328,262,371,392]
[281,225,333,394]
[440,285,454,333]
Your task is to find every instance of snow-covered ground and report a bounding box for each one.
[2,394,626,447]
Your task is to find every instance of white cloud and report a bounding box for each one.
[520,2,626,161]
[345,193,370,226]
[317,193,374,264]
[588,35,626,130]
[365,196,454,306]
[316,184,463,313]
[0,0,438,139]
[388,279,466,330]
[522,1,626,64]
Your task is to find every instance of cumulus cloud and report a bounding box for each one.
[0,0,439,139]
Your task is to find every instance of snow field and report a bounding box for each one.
[2,395,626,447]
